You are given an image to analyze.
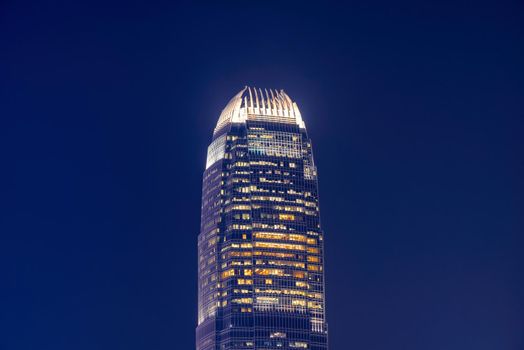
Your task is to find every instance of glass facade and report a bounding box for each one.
[197,87,328,350]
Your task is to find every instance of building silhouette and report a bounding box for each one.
[197,87,328,350]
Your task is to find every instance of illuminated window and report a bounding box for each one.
[307,265,320,271]
[253,251,296,259]
[255,268,284,276]
[279,213,295,221]
[221,269,235,279]
[270,332,286,338]
[256,296,279,305]
[307,301,323,310]
[307,256,319,263]
[289,341,308,348]
[253,232,306,242]
[237,279,253,285]
[293,271,305,279]
[254,241,305,251]
[307,247,319,254]
[291,299,306,307]
[308,292,323,299]
[231,298,253,304]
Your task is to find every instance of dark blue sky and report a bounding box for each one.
[1,0,523,349]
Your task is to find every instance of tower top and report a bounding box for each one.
[214,86,306,135]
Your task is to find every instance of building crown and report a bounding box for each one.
[214,86,305,135]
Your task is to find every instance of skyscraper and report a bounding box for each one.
[197,87,328,350]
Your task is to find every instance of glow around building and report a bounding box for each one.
[197,87,328,350]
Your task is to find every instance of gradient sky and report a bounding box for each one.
[1,1,523,349]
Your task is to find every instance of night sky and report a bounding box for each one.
[1,1,523,349]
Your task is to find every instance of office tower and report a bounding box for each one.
[197,87,328,350]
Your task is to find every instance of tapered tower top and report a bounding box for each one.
[214,86,306,135]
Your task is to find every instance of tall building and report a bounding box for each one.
[197,87,328,350]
